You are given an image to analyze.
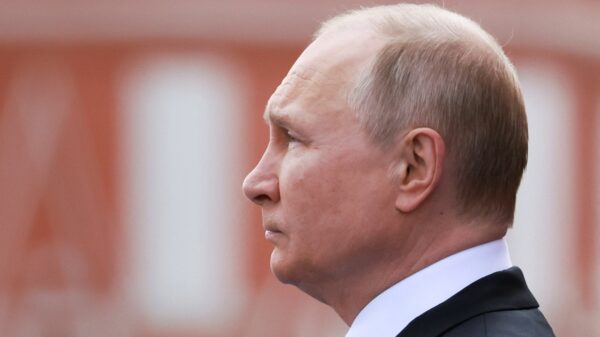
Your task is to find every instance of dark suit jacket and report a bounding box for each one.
[396,267,555,337]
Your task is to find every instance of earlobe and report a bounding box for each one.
[394,128,445,213]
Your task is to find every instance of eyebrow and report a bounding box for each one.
[262,105,271,123]
[268,113,293,131]
[263,104,293,130]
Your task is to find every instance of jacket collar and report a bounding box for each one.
[396,267,539,337]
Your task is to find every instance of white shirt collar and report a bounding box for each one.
[345,238,512,337]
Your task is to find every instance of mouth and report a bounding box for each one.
[264,229,284,241]
[263,223,284,242]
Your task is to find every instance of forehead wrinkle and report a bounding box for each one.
[277,68,321,103]
[264,29,379,125]
[264,67,321,122]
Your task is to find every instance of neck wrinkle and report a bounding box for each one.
[331,222,501,325]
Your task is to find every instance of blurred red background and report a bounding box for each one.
[0,1,598,336]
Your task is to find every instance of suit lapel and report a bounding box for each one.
[396,267,539,337]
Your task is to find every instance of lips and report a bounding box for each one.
[264,229,283,241]
[263,222,284,242]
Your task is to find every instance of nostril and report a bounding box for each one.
[252,194,271,205]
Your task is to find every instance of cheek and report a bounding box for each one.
[275,151,398,277]
[281,155,346,209]
[280,154,377,235]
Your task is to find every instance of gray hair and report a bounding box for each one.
[317,4,528,226]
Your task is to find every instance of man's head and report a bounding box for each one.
[243,3,527,322]
[317,4,527,226]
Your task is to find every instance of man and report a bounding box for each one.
[242,3,554,337]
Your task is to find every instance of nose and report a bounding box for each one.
[242,153,280,205]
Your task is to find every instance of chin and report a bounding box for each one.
[270,249,296,284]
[270,247,317,286]
[271,254,330,304]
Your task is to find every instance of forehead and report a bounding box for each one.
[265,27,384,122]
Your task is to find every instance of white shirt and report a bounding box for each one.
[345,239,513,337]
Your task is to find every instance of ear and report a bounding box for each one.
[394,128,445,213]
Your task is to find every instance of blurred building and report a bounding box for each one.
[0,1,598,336]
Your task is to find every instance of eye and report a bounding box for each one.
[281,128,305,149]
[285,130,300,143]
[270,123,304,148]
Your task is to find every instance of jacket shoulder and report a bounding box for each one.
[443,308,555,337]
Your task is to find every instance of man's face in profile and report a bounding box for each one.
[243,28,402,294]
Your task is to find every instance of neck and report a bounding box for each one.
[309,221,505,325]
